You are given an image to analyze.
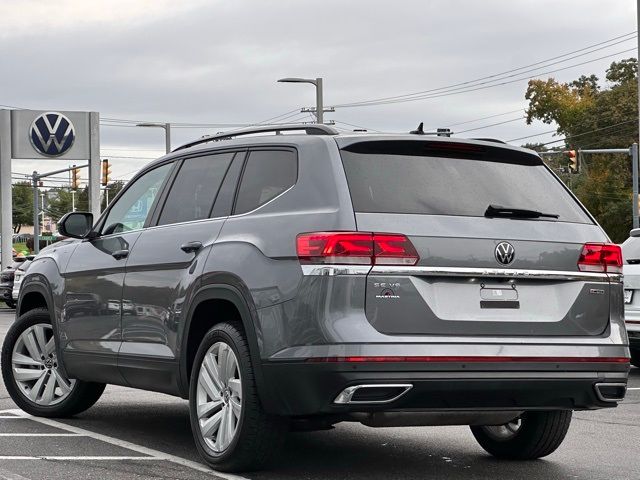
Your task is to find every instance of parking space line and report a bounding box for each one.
[5,409,249,480]
[626,387,640,390]
[0,434,81,437]
[0,417,24,419]
[0,456,163,461]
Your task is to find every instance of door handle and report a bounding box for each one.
[111,249,129,260]
[181,241,203,253]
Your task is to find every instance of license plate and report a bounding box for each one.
[625,290,634,304]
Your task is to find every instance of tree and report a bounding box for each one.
[46,187,89,222]
[12,182,33,233]
[524,58,639,243]
[101,181,126,211]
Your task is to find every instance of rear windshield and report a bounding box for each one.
[340,140,592,224]
[622,237,640,262]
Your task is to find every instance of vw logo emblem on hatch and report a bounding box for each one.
[495,242,515,265]
[29,112,75,156]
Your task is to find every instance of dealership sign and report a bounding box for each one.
[29,112,76,156]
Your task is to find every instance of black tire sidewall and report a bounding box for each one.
[189,323,248,466]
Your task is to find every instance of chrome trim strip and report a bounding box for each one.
[593,382,627,403]
[371,265,612,282]
[301,263,615,281]
[301,265,372,276]
[334,384,413,405]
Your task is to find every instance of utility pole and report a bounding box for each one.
[71,190,76,212]
[636,0,640,225]
[40,192,45,232]
[277,77,331,124]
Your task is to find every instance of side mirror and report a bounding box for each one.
[58,212,94,239]
[631,228,640,238]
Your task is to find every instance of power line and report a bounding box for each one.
[540,119,638,146]
[334,32,637,108]
[334,48,636,109]
[456,116,526,134]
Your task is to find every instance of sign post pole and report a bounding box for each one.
[88,112,101,219]
[0,110,12,268]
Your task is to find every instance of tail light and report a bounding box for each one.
[578,243,622,274]
[296,232,419,266]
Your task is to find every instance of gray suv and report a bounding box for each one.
[1,125,630,472]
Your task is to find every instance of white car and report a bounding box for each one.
[622,229,640,366]
[11,258,33,303]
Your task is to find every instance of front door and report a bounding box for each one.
[61,162,174,383]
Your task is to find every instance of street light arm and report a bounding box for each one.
[277,77,317,86]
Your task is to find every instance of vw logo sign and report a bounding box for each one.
[495,242,515,265]
[30,112,75,157]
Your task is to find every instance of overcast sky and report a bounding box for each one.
[1,0,637,182]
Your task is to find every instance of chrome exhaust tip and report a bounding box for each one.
[594,382,627,402]
[334,384,413,404]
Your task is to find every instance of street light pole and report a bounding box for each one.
[277,77,325,124]
[136,122,171,154]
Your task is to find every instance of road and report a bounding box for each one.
[0,307,640,479]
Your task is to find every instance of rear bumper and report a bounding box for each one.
[260,359,629,416]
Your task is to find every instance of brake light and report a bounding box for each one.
[578,243,622,274]
[296,232,419,266]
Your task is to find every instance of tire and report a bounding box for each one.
[1,308,106,418]
[630,349,640,368]
[5,300,15,309]
[189,322,287,472]
[470,410,572,460]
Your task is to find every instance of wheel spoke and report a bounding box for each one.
[217,406,229,449]
[22,330,42,362]
[224,348,237,383]
[12,352,42,367]
[224,403,235,441]
[198,399,223,419]
[43,337,56,356]
[228,378,242,397]
[28,373,47,402]
[203,354,224,393]
[199,366,220,401]
[201,408,223,438]
[14,367,44,382]
[217,344,228,386]
[41,373,57,404]
[53,371,72,394]
[230,397,241,418]
[33,325,49,356]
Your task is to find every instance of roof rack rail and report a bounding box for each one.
[173,123,340,152]
[472,138,507,144]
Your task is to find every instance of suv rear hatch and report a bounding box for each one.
[338,138,613,337]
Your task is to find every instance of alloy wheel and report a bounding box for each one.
[196,341,243,453]
[11,323,75,406]
[481,418,522,441]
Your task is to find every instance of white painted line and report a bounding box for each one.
[6,409,249,480]
[0,456,163,461]
[0,433,82,437]
[0,416,24,419]
[626,387,640,390]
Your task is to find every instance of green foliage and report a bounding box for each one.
[524,58,638,243]
[12,182,33,233]
[101,181,126,211]
[45,187,89,222]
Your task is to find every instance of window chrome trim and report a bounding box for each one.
[301,264,616,282]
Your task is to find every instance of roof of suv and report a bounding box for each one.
[140,123,540,173]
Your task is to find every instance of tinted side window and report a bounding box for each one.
[234,150,297,215]
[101,163,172,235]
[158,153,234,226]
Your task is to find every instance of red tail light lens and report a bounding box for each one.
[296,232,419,266]
[578,243,622,273]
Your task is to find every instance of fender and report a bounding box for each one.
[17,276,73,380]
[178,283,276,412]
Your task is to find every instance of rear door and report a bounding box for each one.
[118,150,243,392]
[338,139,611,337]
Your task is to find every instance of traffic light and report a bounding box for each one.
[101,159,112,186]
[71,166,80,189]
[566,150,579,174]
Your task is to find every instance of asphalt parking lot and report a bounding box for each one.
[1,307,640,480]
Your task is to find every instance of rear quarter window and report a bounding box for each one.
[340,140,592,224]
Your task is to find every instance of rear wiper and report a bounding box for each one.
[484,204,559,219]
